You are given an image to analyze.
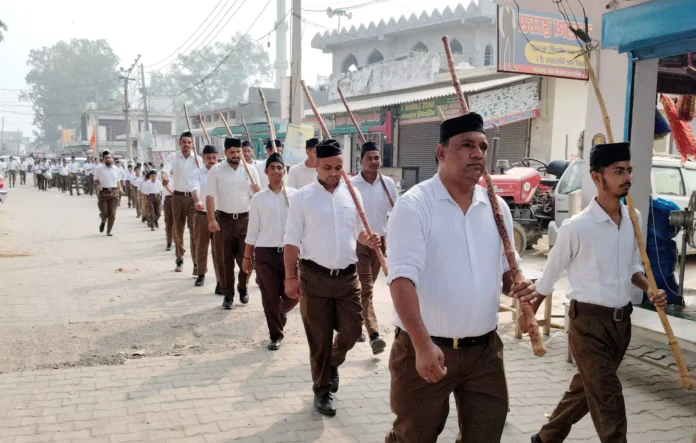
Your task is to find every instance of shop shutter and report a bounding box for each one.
[491,120,530,167]
[398,121,440,188]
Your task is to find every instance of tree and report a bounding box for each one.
[0,19,7,42]
[22,39,121,149]
[149,33,272,114]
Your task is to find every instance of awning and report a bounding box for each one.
[305,75,532,116]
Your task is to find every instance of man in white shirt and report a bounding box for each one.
[243,152,298,351]
[206,138,261,309]
[6,156,17,188]
[58,159,69,193]
[141,170,163,231]
[351,141,398,355]
[526,143,667,443]
[283,139,381,417]
[67,156,81,196]
[191,145,222,291]
[162,131,203,273]
[93,150,123,236]
[124,164,134,208]
[138,170,149,224]
[83,159,94,195]
[18,158,28,185]
[254,139,282,190]
[132,165,143,218]
[162,169,174,252]
[287,138,318,190]
[385,113,534,442]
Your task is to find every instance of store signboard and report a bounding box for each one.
[334,110,382,130]
[497,6,592,80]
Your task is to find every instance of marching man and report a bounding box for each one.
[283,139,382,417]
[19,157,27,185]
[528,142,667,443]
[7,156,17,187]
[67,156,81,196]
[243,152,298,351]
[385,113,534,441]
[287,138,318,189]
[93,150,122,236]
[255,139,282,190]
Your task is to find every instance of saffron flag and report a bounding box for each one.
[90,125,97,152]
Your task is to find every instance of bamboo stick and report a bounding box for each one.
[257,89,289,206]
[182,104,201,169]
[198,114,211,145]
[241,114,252,144]
[219,113,256,186]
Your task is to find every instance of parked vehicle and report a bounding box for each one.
[0,171,7,204]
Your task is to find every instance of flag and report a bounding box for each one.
[90,125,97,152]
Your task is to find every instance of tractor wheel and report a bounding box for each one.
[513,222,528,257]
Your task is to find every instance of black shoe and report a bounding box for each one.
[314,393,336,417]
[195,275,205,287]
[141,217,146,223]
[192,266,198,276]
[358,333,367,343]
[166,243,172,251]
[239,290,249,304]
[330,366,339,393]
[222,297,234,310]
[267,339,282,351]
[215,282,222,295]
[99,221,105,233]
[155,222,159,228]
[175,260,183,273]
[531,434,542,443]
[281,313,287,327]
[150,227,155,231]
[106,233,113,237]
[369,333,387,355]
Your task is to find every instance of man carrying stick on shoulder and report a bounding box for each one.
[93,150,122,237]
[283,139,382,417]
[385,113,536,442]
[527,143,667,443]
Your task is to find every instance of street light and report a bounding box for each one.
[326,7,352,31]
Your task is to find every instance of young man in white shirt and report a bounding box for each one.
[385,113,535,442]
[162,170,174,252]
[18,158,28,185]
[283,139,382,417]
[141,171,163,231]
[191,145,222,291]
[7,156,17,188]
[67,156,81,196]
[162,131,203,274]
[243,152,298,351]
[124,164,134,208]
[58,159,69,193]
[138,170,149,224]
[83,159,94,195]
[206,137,261,309]
[526,143,667,443]
[255,139,282,190]
[93,150,123,236]
[351,141,398,355]
[287,138,318,190]
[132,165,143,218]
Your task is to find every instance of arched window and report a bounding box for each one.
[366,49,384,65]
[484,44,494,66]
[341,54,359,73]
[411,41,428,53]
[450,39,463,55]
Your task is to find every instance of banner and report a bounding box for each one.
[497,6,592,79]
[283,123,315,166]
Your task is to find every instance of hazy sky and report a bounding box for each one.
[0,0,468,135]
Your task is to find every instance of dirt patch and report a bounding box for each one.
[0,251,31,258]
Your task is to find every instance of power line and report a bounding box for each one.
[0,78,120,93]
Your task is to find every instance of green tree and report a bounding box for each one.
[0,19,8,42]
[22,39,121,149]
[149,33,272,114]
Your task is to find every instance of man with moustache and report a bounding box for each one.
[93,150,123,236]
[206,138,261,310]
[283,139,382,416]
[287,138,318,190]
[162,131,202,273]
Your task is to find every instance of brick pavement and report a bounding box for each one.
[1,186,695,443]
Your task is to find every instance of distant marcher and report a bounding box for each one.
[93,151,122,236]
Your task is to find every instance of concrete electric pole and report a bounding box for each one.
[289,0,303,124]
[140,64,150,134]
[275,0,289,88]
[120,55,141,161]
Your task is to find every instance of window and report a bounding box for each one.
[653,166,685,196]
[450,39,463,55]
[411,41,428,53]
[682,168,696,193]
[366,49,384,65]
[556,160,583,195]
[484,44,494,66]
[341,54,359,73]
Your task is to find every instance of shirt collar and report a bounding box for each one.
[432,174,489,207]
[589,198,612,224]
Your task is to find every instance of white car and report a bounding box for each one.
[549,154,696,253]
[0,171,7,204]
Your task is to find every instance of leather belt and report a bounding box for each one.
[101,187,116,191]
[397,327,495,349]
[217,211,249,220]
[173,190,193,197]
[301,259,356,278]
[195,210,206,215]
[572,300,632,322]
[257,246,284,254]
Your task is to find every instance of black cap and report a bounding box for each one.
[180,131,193,140]
[360,141,379,158]
[306,138,319,149]
[266,139,282,150]
[242,140,252,148]
[590,142,631,168]
[202,145,218,155]
[102,150,112,158]
[439,112,485,143]
[225,137,242,149]
[316,139,342,158]
[266,152,285,169]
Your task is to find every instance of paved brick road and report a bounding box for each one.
[0,186,694,443]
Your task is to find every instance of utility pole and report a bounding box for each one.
[140,64,150,133]
[275,0,289,88]
[0,117,4,155]
[120,55,141,160]
[289,0,303,124]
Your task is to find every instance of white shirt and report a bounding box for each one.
[287,162,317,190]
[254,160,269,190]
[138,178,147,192]
[535,199,644,308]
[247,187,297,248]
[93,165,121,188]
[284,180,365,270]
[84,163,93,176]
[163,151,202,192]
[206,161,260,214]
[7,160,17,171]
[59,165,69,176]
[133,176,143,190]
[351,172,399,236]
[67,162,79,174]
[386,175,520,338]
[141,180,163,195]
[19,161,27,171]
[189,166,213,212]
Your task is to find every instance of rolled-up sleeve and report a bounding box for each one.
[283,191,304,248]
[205,166,218,200]
[189,169,201,192]
[386,196,425,288]
[162,154,174,177]
[631,211,645,275]
[245,195,261,245]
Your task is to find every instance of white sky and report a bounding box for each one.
[0,0,469,136]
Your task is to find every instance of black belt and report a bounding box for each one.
[397,327,495,349]
[257,246,284,254]
[101,187,116,191]
[571,300,632,322]
[173,190,193,197]
[217,211,249,220]
[301,259,356,278]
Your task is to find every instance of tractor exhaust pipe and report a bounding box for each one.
[490,123,500,174]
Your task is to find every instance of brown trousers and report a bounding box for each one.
[125,181,131,206]
[255,247,300,340]
[68,173,80,195]
[97,188,120,233]
[171,193,196,266]
[539,301,631,443]
[59,175,68,192]
[132,187,141,216]
[8,170,16,187]
[216,211,249,297]
[86,175,94,195]
[299,262,363,397]
[20,170,26,184]
[356,239,385,336]
[147,194,161,227]
[163,195,173,245]
[386,330,508,443]
[193,211,220,279]
[140,192,149,219]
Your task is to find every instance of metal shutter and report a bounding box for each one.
[490,120,530,167]
[398,121,440,188]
